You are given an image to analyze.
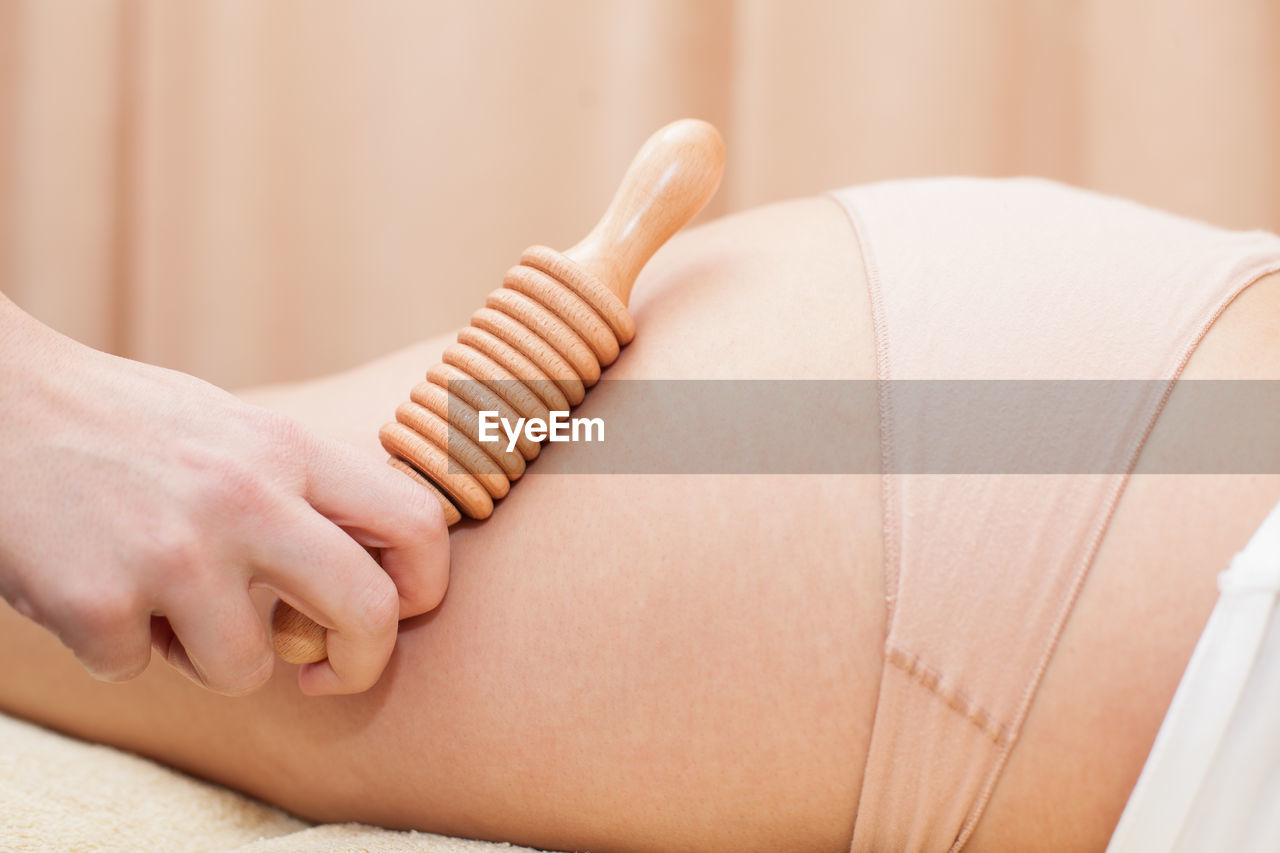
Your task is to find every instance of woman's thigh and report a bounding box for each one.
[0,197,885,853]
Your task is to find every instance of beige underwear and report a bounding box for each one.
[829,178,1280,852]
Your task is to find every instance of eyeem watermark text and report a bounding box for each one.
[477,411,605,453]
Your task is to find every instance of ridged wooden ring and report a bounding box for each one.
[484,289,601,386]
[502,265,620,366]
[455,327,570,413]
[408,381,525,481]
[521,246,636,345]
[427,363,540,461]
[386,457,462,526]
[394,401,509,499]
[470,308,586,405]
[442,342,553,427]
[378,421,493,519]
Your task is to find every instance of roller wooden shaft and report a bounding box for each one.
[272,119,726,665]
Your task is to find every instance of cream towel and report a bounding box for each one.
[0,712,548,853]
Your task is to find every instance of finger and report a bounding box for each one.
[49,591,152,684]
[251,503,400,695]
[302,435,451,618]
[150,614,200,685]
[159,579,274,696]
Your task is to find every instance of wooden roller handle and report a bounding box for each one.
[563,119,726,303]
[272,119,726,666]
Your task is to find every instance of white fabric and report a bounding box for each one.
[0,711,548,852]
[1107,499,1280,852]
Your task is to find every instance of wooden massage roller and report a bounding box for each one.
[272,119,726,664]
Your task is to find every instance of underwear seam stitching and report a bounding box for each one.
[825,186,897,853]
[825,189,900,621]
[885,645,1011,747]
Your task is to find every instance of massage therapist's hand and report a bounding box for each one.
[0,295,449,696]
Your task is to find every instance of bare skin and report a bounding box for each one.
[0,195,1277,852]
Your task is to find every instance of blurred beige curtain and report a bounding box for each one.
[3,0,1278,388]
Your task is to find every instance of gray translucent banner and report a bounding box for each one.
[430,379,1280,475]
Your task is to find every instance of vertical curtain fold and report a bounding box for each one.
[3,0,1277,387]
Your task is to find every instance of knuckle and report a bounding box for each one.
[418,565,450,612]
[259,411,311,472]
[207,456,274,517]
[357,573,400,634]
[137,521,204,575]
[406,486,450,543]
[178,430,283,519]
[396,471,453,532]
[261,408,305,448]
[67,586,140,637]
[72,625,150,683]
